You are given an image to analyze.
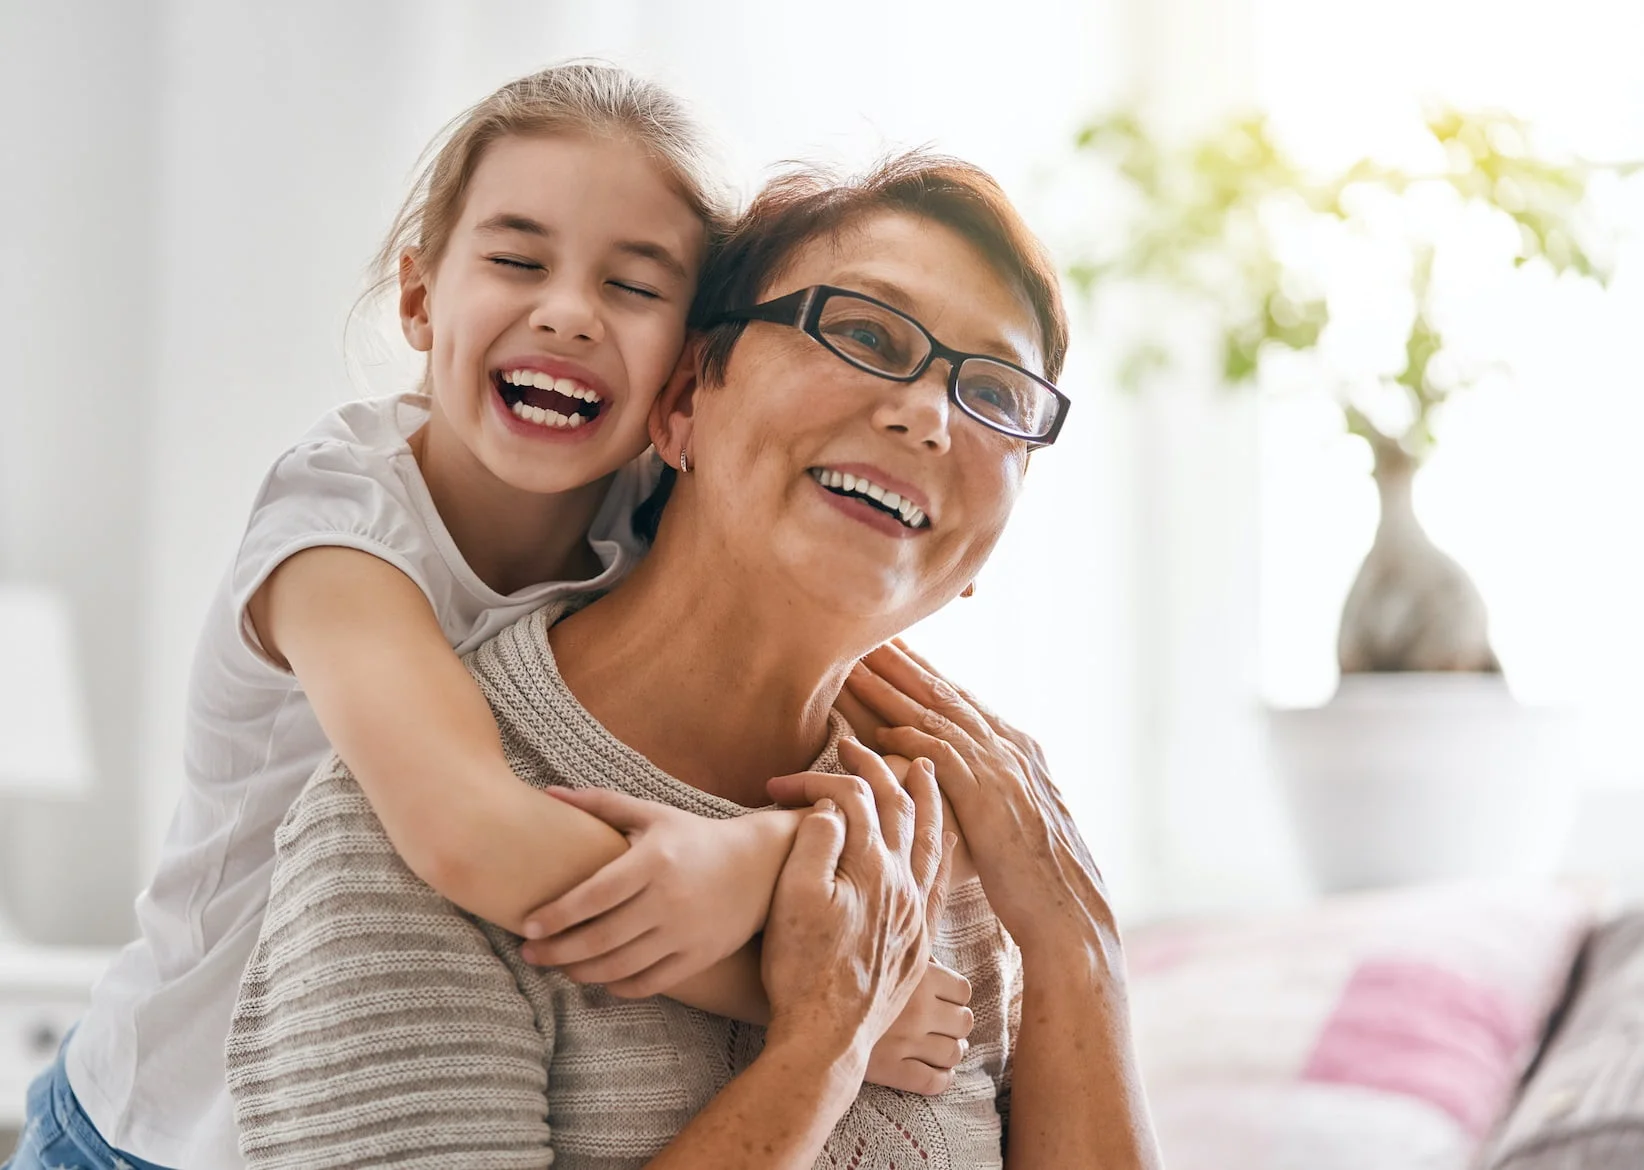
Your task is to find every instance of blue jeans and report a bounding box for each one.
[3,1039,172,1170]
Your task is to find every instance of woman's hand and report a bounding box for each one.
[760,738,955,1068]
[519,790,796,997]
[846,640,1118,965]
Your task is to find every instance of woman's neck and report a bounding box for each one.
[548,544,863,807]
[410,404,609,596]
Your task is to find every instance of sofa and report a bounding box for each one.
[1125,883,1644,1169]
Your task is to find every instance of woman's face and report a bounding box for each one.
[672,210,1042,633]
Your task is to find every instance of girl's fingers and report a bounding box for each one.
[901,756,946,891]
[909,1033,969,1070]
[521,889,655,967]
[838,736,914,855]
[604,952,691,1000]
[544,785,666,833]
[521,848,650,941]
[926,962,974,1008]
[556,928,669,986]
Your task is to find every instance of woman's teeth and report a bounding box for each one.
[510,401,587,429]
[810,468,929,530]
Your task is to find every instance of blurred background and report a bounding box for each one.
[3,0,1642,951]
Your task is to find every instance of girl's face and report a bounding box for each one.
[401,132,706,494]
[660,211,1041,637]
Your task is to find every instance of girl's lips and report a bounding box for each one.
[809,474,925,540]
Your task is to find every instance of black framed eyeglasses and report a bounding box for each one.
[708,284,1069,446]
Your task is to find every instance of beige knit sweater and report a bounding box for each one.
[227,600,1022,1169]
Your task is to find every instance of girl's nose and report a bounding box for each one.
[529,280,603,344]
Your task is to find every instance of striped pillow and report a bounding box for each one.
[1484,911,1644,1170]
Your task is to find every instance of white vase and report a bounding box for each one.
[1267,674,1584,892]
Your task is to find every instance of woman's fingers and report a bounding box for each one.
[860,643,993,749]
[875,725,979,804]
[521,850,651,942]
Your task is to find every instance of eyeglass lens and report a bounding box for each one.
[814,293,1053,438]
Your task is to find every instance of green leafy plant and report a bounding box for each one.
[1069,109,1635,675]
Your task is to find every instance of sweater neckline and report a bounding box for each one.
[472,597,847,819]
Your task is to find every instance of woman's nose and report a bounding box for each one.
[872,366,953,454]
[529,279,604,344]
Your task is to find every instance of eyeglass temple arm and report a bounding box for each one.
[710,287,813,328]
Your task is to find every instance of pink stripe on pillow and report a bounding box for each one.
[1302,959,1532,1137]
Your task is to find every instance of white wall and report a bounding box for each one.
[0,1,157,943]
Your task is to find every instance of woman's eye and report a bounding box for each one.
[488,256,541,272]
[848,326,885,349]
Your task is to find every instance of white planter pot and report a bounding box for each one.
[1267,674,1583,892]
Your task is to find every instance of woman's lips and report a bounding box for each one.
[809,474,927,540]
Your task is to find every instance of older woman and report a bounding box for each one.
[226,154,1160,1168]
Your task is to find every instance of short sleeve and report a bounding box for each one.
[226,758,555,1169]
[230,439,437,669]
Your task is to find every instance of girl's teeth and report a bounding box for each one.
[500,370,602,403]
[509,400,582,430]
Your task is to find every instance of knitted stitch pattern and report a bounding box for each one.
[228,600,1021,1168]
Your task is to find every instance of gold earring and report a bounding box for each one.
[961,582,975,598]
[679,451,689,474]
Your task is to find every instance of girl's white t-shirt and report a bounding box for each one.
[64,392,657,1169]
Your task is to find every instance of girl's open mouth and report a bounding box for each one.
[493,369,606,430]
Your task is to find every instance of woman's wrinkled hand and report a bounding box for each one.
[759,738,956,1066]
[845,640,1118,965]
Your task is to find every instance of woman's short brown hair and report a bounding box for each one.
[691,150,1069,385]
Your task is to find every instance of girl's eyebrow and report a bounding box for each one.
[475,212,551,238]
[474,213,687,282]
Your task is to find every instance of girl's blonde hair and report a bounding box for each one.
[370,61,733,293]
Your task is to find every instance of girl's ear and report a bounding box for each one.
[650,334,704,470]
[399,249,433,353]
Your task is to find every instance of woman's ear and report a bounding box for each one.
[650,334,704,470]
[399,249,433,353]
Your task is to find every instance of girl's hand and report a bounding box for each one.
[846,640,1118,964]
[519,790,795,997]
[864,961,973,1096]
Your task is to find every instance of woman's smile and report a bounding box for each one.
[806,465,932,536]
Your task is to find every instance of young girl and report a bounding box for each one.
[8,64,969,1170]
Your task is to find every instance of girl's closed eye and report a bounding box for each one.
[609,280,662,300]
[488,254,543,272]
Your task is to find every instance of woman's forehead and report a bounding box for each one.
[771,211,1046,374]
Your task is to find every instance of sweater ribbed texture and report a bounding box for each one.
[228,600,1021,1168]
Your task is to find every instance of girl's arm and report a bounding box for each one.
[249,544,630,933]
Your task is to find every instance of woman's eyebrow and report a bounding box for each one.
[835,270,1036,366]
